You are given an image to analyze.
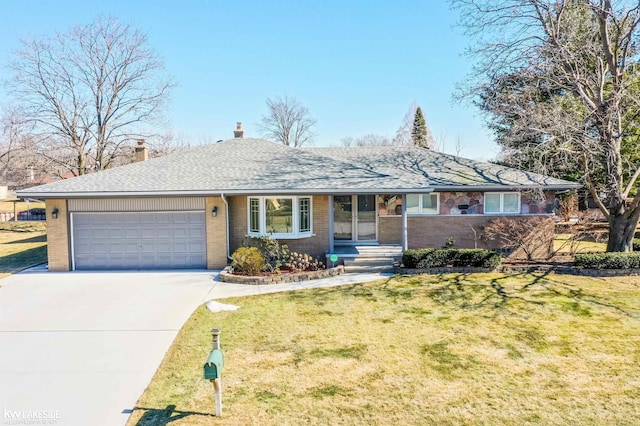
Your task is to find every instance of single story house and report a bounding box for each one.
[18,125,580,271]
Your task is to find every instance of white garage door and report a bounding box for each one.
[72,212,206,270]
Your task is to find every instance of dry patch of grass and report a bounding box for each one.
[0,222,47,279]
[128,273,640,425]
[553,233,607,253]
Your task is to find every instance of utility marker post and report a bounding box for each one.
[211,328,222,417]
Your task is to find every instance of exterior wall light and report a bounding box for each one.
[212,206,218,217]
[52,207,59,219]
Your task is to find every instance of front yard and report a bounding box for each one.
[128,273,640,425]
[0,222,47,279]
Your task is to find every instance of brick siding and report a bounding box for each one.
[45,199,70,271]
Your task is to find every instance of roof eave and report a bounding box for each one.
[429,183,581,191]
[17,183,581,199]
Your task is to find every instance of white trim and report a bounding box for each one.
[484,192,521,214]
[406,193,440,215]
[247,195,314,239]
[70,213,76,271]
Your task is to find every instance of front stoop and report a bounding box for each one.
[329,245,402,273]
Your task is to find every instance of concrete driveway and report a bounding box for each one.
[0,267,391,426]
[0,268,218,426]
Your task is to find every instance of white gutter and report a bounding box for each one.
[221,192,231,261]
[16,184,581,199]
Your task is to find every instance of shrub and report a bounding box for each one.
[285,252,325,272]
[442,237,455,249]
[241,236,289,271]
[484,216,555,261]
[402,248,501,269]
[633,239,640,252]
[231,247,266,275]
[574,252,640,269]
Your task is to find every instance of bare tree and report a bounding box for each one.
[455,0,640,252]
[0,110,54,187]
[258,96,316,147]
[6,16,174,176]
[454,136,464,157]
[340,134,392,147]
[392,102,418,146]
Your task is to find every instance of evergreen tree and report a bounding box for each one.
[411,107,429,148]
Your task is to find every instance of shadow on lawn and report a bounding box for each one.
[295,272,639,320]
[5,234,46,244]
[132,405,216,425]
[0,245,47,273]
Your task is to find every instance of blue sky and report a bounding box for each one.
[0,1,498,160]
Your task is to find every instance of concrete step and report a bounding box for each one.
[343,258,395,267]
[344,265,395,273]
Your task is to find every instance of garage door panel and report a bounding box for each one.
[157,228,172,239]
[72,212,206,270]
[108,243,125,253]
[124,243,139,254]
[173,242,188,253]
[157,242,172,253]
[173,228,188,238]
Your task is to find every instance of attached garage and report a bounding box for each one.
[68,198,207,270]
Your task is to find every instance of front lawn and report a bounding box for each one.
[128,273,640,425]
[0,222,47,279]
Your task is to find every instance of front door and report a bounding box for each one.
[333,195,377,242]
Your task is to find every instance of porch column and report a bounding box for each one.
[402,194,408,251]
[328,195,334,253]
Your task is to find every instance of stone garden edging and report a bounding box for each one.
[219,265,345,285]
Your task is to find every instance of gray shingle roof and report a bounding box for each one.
[310,146,578,190]
[17,138,579,198]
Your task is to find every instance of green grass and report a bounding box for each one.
[127,273,640,425]
[0,222,47,279]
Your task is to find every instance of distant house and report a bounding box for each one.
[18,124,579,271]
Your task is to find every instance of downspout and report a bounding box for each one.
[221,193,231,261]
[402,194,408,251]
[328,195,335,254]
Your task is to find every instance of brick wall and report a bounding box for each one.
[285,195,329,260]
[407,215,554,255]
[228,195,248,255]
[45,199,70,271]
[228,195,330,261]
[205,196,228,269]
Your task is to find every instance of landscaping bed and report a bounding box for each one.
[220,265,345,284]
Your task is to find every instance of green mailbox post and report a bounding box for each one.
[204,328,224,416]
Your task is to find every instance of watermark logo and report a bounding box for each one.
[3,408,60,425]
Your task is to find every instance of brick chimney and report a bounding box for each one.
[234,122,244,138]
[134,139,149,162]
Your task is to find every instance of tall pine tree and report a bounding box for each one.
[411,107,429,148]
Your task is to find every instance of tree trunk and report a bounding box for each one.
[607,213,640,252]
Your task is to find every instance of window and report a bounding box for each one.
[248,196,313,237]
[377,195,403,216]
[266,198,293,233]
[299,198,310,232]
[406,193,439,215]
[484,192,521,214]
[249,198,260,233]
